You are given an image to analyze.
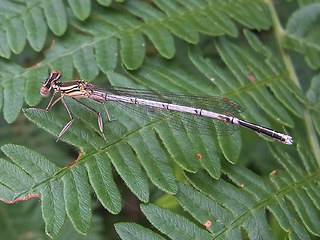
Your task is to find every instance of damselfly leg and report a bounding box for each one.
[31,96,109,141]
[29,93,74,141]
[57,97,74,142]
[73,98,107,141]
[92,100,117,122]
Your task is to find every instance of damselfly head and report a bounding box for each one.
[40,70,61,97]
[40,86,51,97]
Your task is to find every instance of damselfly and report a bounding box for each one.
[30,70,293,145]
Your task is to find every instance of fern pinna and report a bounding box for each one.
[0,0,319,240]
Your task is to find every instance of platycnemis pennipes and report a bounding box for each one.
[30,71,293,145]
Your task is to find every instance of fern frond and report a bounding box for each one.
[115,222,166,240]
[24,60,246,181]
[0,0,270,62]
[0,144,117,237]
[2,24,304,240]
[283,3,320,69]
[125,59,242,167]
[188,34,302,136]
[306,74,320,137]
[0,0,116,57]
[22,32,301,187]
[116,144,320,239]
[1,1,319,239]
[0,197,104,239]
[0,60,25,123]
[19,44,302,236]
[68,0,271,70]
[0,0,274,123]
[0,144,61,236]
[141,203,213,240]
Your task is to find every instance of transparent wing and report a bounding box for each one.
[94,85,244,135]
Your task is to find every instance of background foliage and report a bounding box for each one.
[0,0,319,239]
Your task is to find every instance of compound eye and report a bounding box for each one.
[40,86,51,97]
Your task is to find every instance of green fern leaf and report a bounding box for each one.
[215,0,271,30]
[85,152,122,214]
[0,0,271,59]
[97,0,112,7]
[41,0,67,36]
[66,0,271,70]
[107,143,150,202]
[67,0,91,21]
[62,165,92,235]
[0,29,11,58]
[1,1,318,238]
[0,0,45,55]
[152,0,199,43]
[25,67,49,106]
[152,149,319,240]
[41,179,66,237]
[0,142,132,237]
[0,144,57,198]
[188,37,301,134]
[0,158,35,201]
[0,0,109,56]
[127,130,178,194]
[120,31,146,70]
[123,0,175,58]
[115,222,166,240]
[306,74,320,136]
[218,132,241,164]
[6,17,27,54]
[2,144,56,177]
[306,74,320,105]
[205,7,238,37]
[0,144,99,237]
[23,3,48,52]
[3,76,24,123]
[47,47,75,81]
[0,145,64,237]
[141,203,212,240]
[0,141,145,236]
[72,44,100,81]
[94,38,118,73]
[176,182,241,238]
[284,3,320,69]
[0,60,25,123]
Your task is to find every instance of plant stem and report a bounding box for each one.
[265,0,320,165]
